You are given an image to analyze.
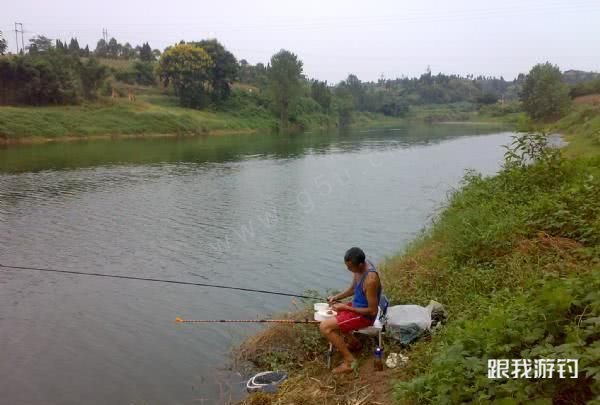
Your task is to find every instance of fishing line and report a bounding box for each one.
[0,263,327,301]
[175,317,319,324]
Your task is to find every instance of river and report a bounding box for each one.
[0,125,513,404]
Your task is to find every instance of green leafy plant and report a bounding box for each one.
[395,272,600,404]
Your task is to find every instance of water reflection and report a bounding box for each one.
[0,124,507,173]
[0,125,513,405]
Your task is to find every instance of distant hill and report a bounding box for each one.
[562,70,600,85]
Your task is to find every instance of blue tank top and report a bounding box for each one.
[352,260,381,320]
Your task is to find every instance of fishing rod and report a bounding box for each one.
[0,263,328,301]
[175,317,320,324]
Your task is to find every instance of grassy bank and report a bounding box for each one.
[239,108,600,404]
[552,103,600,158]
[0,91,515,143]
[386,135,600,403]
[0,95,276,142]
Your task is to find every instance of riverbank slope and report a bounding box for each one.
[238,104,600,404]
[0,91,517,143]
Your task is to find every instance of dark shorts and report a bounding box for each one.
[335,303,375,334]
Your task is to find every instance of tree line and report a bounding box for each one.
[11,33,159,61]
[0,30,7,56]
[0,33,161,105]
[0,50,107,105]
[0,30,594,128]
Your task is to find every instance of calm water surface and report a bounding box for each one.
[0,125,513,404]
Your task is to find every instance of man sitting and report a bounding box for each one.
[319,247,382,374]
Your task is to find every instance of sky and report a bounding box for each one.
[2,0,599,83]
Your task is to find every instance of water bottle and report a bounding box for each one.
[374,346,384,371]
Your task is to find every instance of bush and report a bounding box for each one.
[0,52,107,105]
[477,92,499,105]
[396,272,600,404]
[554,107,600,147]
[386,133,600,403]
[381,98,409,117]
[293,96,324,116]
[432,133,600,266]
[114,61,156,86]
[79,58,108,100]
[479,102,522,117]
[570,79,600,98]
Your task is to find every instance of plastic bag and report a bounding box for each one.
[386,304,432,330]
[385,301,447,345]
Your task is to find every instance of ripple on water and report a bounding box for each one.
[0,129,513,404]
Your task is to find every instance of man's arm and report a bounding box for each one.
[333,273,379,317]
[328,274,358,303]
[328,283,354,303]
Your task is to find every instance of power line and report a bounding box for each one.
[0,263,327,301]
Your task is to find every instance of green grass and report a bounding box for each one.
[553,105,600,158]
[0,93,411,140]
[406,102,479,122]
[0,92,519,141]
[0,95,277,140]
[92,57,136,72]
[380,130,600,403]
[402,102,523,126]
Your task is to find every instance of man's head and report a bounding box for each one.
[344,247,367,273]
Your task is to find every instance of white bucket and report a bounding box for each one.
[313,303,330,312]
[314,309,337,322]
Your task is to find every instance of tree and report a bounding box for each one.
[310,80,332,112]
[191,39,237,103]
[157,43,214,108]
[380,98,409,117]
[268,49,303,132]
[0,31,7,55]
[521,62,570,120]
[122,42,134,59]
[345,74,366,109]
[476,92,499,105]
[333,83,354,128]
[238,60,268,87]
[0,51,81,105]
[28,35,54,54]
[139,42,154,61]
[133,61,155,85]
[107,38,120,58]
[94,39,108,57]
[79,58,108,99]
[68,38,80,54]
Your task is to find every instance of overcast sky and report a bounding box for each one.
[2,0,599,82]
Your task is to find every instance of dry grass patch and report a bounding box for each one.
[574,94,600,106]
[241,357,401,405]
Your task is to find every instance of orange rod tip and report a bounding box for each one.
[175,317,183,323]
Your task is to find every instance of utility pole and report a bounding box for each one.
[14,22,24,53]
[102,28,108,42]
[14,22,20,53]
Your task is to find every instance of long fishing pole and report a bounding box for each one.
[0,263,327,301]
[175,317,320,324]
